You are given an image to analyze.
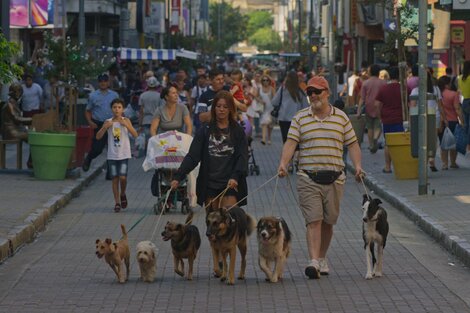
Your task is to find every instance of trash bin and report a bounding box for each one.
[385,132,418,180]
[409,106,437,158]
[75,126,93,167]
[349,114,366,146]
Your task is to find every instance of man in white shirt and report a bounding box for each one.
[21,73,44,117]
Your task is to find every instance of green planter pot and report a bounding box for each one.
[28,131,76,180]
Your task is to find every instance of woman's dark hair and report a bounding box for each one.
[462,60,470,82]
[437,75,451,93]
[209,90,238,137]
[160,85,177,100]
[110,98,125,108]
[284,71,302,103]
[369,64,381,77]
[427,71,434,94]
[388,67,399,80]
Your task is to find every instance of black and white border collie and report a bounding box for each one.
[362,194,389,280]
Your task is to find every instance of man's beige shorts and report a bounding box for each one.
[365,115,381,130]
[297,175,344,225]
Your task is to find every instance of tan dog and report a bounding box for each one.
[205,206,256,285]
[161,212,201,280]
[257,216,292,283]
[95,224,130,283]
[136,241,158,282]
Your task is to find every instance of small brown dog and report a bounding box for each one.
[95,224,130,283]
[205,206,256,285]
[161,212,201,280]
[136,241,158,282]
[257,216,292,283]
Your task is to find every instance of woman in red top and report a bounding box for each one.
[438,76,464,170]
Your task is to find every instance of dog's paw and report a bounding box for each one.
[237,275,245,280]
[365,273,373,280]
[220,276,227,282]
[270,276,278,283]
[213,270,222,278]
[374,271,383,278]
[226,279,235,285]
[175,270,184,277]
[186,275,193,281]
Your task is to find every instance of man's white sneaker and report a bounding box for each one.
[305,259,320,279]
[318,258,329,276]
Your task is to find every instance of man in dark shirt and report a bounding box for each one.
[375,67,404,173]
[198,69,246,123]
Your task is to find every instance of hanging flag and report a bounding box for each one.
[30,0,49,26]
[10,0,29,27]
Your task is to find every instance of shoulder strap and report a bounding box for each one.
[278,87,284,108]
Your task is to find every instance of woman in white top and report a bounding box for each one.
[409,71,446,171]
[255,75,275,145]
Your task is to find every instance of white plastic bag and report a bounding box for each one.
[133,133,146,158]
[440,126,456,150]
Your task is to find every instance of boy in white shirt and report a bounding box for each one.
[96,98,138,212]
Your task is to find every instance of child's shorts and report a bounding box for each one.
[108,159,129,178]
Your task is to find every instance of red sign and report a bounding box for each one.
[170,0,180,33]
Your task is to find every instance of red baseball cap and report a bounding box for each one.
[305,76,330,92]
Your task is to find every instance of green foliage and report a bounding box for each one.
[374,3,434,63]
[0,32,24,84]
[43,31,110,84]
[209,2,248,55]
[249,28,282,52]
[246,11,273,38]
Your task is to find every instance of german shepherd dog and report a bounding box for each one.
[161,212,201,280]
[257,216,292,283]
[362,194,389,280]
[206,206,256,285]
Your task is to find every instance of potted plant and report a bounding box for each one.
[26,32,112,179]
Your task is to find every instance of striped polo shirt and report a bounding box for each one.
[288,105,357,183]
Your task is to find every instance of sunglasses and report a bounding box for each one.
[261,79,270,82]
[306,88,324,96]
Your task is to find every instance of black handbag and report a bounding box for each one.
[271,87,284,118]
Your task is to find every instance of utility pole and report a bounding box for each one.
[328,2,337,102]
[298,0,302,54]
[308,0,313,71]
[0,0,10,101]
[417,0,428,195]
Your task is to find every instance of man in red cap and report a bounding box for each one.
[278,75,363,279]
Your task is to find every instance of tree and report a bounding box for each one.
[209,2,248,55]
[0,32,23,85]
[249,28,282,52]
[246,11,273,38]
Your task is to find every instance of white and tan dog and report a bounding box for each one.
[136,241,158,282]
[257,216,292,283]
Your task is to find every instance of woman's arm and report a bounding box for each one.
[150,117,160,136]
[231,126,249,182]
[183,115,192,135]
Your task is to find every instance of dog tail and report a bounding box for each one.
[246,214,257,236]
[120,224,128,239]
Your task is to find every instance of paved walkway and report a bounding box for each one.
[0,128,469,312]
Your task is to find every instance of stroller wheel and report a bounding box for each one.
[255,166,260,176]
[249,166,254,176]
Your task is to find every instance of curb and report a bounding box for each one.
[0,161,106,264]
[347,163,470,268]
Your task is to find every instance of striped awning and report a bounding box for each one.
[120,48,177,60]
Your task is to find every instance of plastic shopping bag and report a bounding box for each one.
[440,127,456,150]
[133,133,146,158]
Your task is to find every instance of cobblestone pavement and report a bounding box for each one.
[0,128,470,313]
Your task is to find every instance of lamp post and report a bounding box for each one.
[298,0,302,54]
[417,0,428,195]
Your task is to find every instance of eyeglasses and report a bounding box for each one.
[262,79,270,82]
[306,88,324,96]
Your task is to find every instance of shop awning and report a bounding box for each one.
[120,48,177,61]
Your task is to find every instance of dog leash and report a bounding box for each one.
[226,173,280,211]
[270,175,280,209]
[149,189,172,242]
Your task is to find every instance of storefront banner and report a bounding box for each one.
[10,0,29,27]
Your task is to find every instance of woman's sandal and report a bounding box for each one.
[114,203,121,213]
[120,194,128,209]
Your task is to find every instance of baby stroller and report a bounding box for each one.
[240,114,260,176]
[142,131,194,215]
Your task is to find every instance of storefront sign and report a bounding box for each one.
[451,26,465,44]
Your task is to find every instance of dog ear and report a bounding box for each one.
[105,238,112,245]
[375,198,382,205]
[362,194,369,203]
[96,239,100,244]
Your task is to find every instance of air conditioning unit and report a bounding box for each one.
[453,0,470,10]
